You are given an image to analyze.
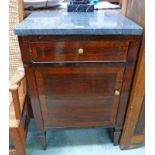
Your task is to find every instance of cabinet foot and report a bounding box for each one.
[38,131,47,150]
[113,128,121,145]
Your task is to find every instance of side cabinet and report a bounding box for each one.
[19,35,141,149]
[120,48,144,149]
[120,0,144,149]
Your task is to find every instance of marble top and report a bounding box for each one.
[15,10,143,36]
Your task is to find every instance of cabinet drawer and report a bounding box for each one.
[30,41,129,62]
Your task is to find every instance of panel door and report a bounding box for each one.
[34,63,124,128]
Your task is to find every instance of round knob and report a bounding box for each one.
[115,90,120,96]
[78,48,84,55]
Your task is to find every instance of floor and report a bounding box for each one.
[26,120,145,155]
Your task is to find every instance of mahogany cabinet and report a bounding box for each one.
[19,35,141,149]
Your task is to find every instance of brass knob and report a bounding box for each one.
[115,90,120,96]
[78,48,84,55]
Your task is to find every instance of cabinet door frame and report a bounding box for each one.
[34,63,125,128]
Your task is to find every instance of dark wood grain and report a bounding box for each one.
[9,121,26,155]
[34,63,124,128]
[113,40,141,144]
[30,41,128,62]
[19,35,141,148]
[24,66,46,148]
[19,35,141,43]
[120,46,144,148]
[115,41,140,128]
[134,99,145,135]
[120,0,144,149]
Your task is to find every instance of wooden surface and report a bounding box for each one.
[121,0,128,15]
[120,44,144,149]
[9,1,27,154]
[34,63,124,128]
[9,71,32,154]
[120,0,145,149]
[126,0,145,26]
[19,35,141,149]
[17,0,25,22]
[134,99,145,135]
[9,75,26,121]
[30,41,128,62]
[9,121,26,155]
[9,149,17,155]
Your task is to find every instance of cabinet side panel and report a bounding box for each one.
[25,66,44,131]
[120,41,144,149]
[19,38,44,131]
[115,41,141,130]
[134,99,145,135]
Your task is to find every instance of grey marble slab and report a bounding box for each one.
[15,10,143,36]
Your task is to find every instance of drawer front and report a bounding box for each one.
[30,41,129,62]
[34,63,124,128]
